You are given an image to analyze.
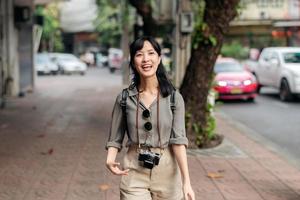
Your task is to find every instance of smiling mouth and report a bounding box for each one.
[142,65,152,70]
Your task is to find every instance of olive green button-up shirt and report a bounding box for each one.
[106,87,188,151]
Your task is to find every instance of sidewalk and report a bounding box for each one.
[0,70,300,200]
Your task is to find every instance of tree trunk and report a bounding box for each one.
[180,0,239,147]
[128,0,157,37]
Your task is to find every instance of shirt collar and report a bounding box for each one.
[128,85,138,97]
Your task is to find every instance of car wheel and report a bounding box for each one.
[109,68,115,73]
[247,97,255,102]
[256,84,262,93]
[279,79,293,101]
[253,73,262,93]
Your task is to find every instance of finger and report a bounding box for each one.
[184,193,188,200]
[108,165,122,174]
[118,168,130,175]
[112,167,130,175]
[122,169,130,175]
[188,193,195,200]
[107,162,120,170]
[112,162,120,166]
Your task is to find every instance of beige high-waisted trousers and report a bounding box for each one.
[120,146,183,200]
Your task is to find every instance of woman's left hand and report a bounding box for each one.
[183,183,195,200]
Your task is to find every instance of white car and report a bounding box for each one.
[49,53,87,75]
[255,47,300,101]
[35,53,59,75]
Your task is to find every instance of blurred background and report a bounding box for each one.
[1,1,300,199]
[1,0,300,100]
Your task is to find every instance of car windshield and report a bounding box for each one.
[214,62,244,73]
[36,55,50,64]
[283,52,300,63]
[52,54,78,62]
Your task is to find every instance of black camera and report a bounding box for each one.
[138,150,160,169]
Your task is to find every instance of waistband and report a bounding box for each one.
[128,144,167,154]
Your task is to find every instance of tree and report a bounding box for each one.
[35,3,64,52]
[180,0,239,147]
[95,0,125,48]
[128,0,157,37]
[129,0,240,147]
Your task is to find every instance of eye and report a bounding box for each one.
[149,51,155,55]
[135,53,142,57]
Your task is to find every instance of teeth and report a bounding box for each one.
[142,65,151,70]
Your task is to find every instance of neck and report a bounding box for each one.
[139,76,159,94]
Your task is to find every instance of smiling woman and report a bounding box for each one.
[133,41,161,79]
[105,36,195,200]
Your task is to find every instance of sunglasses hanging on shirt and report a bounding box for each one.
[136,91,161,147]
[142,109,152,131]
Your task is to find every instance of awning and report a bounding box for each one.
[273,21,300,27]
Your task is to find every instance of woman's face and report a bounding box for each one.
[133,41,161,79]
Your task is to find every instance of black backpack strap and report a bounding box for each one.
[121,88,129,135]
[120,88,128,111]
[170,89,176,113]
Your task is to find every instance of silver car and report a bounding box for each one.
[49,53,87,75]
[35,53,59,75]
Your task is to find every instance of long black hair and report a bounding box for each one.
[129,36,174,97]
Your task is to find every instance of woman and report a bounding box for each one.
[106,36,195,200]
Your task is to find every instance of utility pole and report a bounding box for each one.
[173,0,193,87]
[121,0,131,85]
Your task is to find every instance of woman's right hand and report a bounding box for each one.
[106,161,130,176]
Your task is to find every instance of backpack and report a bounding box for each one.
[120,88,176,134]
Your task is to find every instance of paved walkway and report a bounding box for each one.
[0,68,300,200]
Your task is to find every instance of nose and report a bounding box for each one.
[142,54,149,62]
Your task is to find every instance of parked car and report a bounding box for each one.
[35,53,59,75]
[96,52,108,67]
[254,47,300,101]
[49,53,87,75]
[108,48,123,73]
[214,57,258,101]
[242,59,259,74]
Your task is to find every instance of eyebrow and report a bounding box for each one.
[136,49,155,53]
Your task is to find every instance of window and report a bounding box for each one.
[258,0,268,8]
[258,0,283,8]
[261,51,271,62]
[283,52,300,63]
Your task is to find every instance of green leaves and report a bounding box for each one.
[192,22,218,49]
[34,4,63,52]
[208,35,217,46]
[95,0,133,47]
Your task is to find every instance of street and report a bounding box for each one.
[218,87,300,167]
[1,67,300,199]
[0,67,123,200]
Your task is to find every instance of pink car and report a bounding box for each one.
[213,58,258,101]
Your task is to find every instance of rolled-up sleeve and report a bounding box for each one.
[169,91,189,147]
[106,94,126,151]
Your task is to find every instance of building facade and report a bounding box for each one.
[0,0,55,107]
[1,0,35,107]
[229,0,300,47]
